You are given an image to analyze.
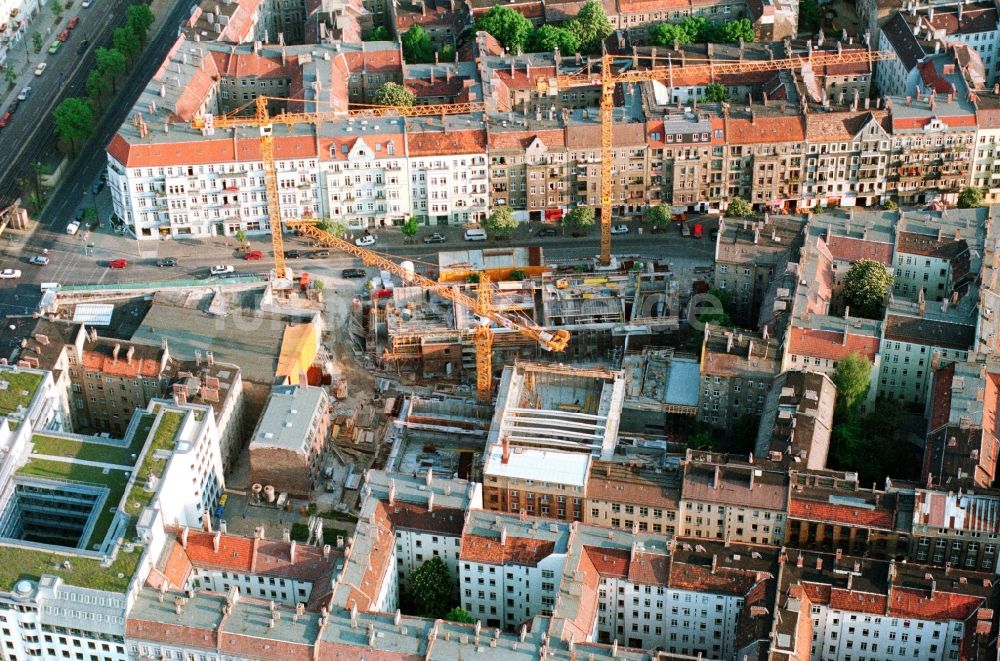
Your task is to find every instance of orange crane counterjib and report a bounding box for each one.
[286,220,571,354]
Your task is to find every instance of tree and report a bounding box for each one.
[566,0,613,53]
[643,204,671,230]
[85,70,110,106]
[95,48,127,92]
[720,18,754,43]
[234,228,248,247]
[439,43,456,62]
[52,97,94,153]
[484,206,518,239]
[32,33,42,54]
[476,5,533,54]
[842,259,893,319]
[125,4,155,44]
[401,216,420,242]
[881,199,898,211]
[444,607,476,624]
[958,187,983,209]
[697,289,732,327]
[798,0,821,33]
[561,206,596,233]
[373,81,415,107]
[364,25,389,41]
[703,83,729,103]
[401,25,435,64]
[113,27,141,64]
[725,196,753,217]
[315,218,346,235]
[832,352,871,413]
[528,25,580,54]
[648,21,693,48]
[4,67,16,89]
[406,556,453,618]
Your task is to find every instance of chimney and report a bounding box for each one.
[426,468,433,487]
[843,329,849,346]
[202,511,212,533]
[712,554,719,573]
[835,548,843,561]
[207,351,214,366]
[290,540,297,563]
[815,557,823,571]
[847,572,854,591]
[112,344,121,362]
[213,531,221,553]
[220,520,227,534]
[181,526,189,548]
[427,492,435,512]
[501,526,507,545]
[388,479,397,505]
[796,553,804,568]
[713,465,720,489]
[282,528,291,543]
[727,332,734,353]
[502,436,510,464]
[126,346,135,365]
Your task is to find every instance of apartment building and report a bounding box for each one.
[248,384,331,496]
[482,439,591,520]
[911,488,1000,571]
[721,110,805,210]
[893,208,983,303]
[584,460,681,536]
[784,470,908,558]
[405,116,489,226]
[770,550,995,661]
[972,95,1000,203]
[678,451,789,545]
[713,214,805,325]
[389,0,468,47]
[800,110,892,209]
[754,370,836,471]
[698,324,782,429]
[647,112,721,212]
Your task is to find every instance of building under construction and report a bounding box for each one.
[365,248,680,385]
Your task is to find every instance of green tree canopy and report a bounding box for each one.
[484,206,518,239]
[125,4,155,43]
[958,187,983,209]
[401,216,420,240]
[697,289,732,327]
[648,21,693,47]
[721,18,755,43]
[85,69,110,103]
[566,0,613,53]
[832,352,871,413]
[704,83,730,102]
[401,25,435,64]
[561,206,596,233]
[643,204,672,230]
[798,0,821,33]
[528,24,580,54]
[315,218,346,235]
[444,607,476,624]
[364,25,390,41]
[4,67,16,87]
[234,228,248,246]
[32,32,42,53]
[842,259,893,319]
[373,81,416,107]
[725,196,753,217]
[881,199,898,211]
[476,6,533,54]
[406,556,453,618]
[96,48,127,91]
[52,97,95,153]
[113,27,140,63]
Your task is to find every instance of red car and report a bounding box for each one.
[244,250,263,260]
[67,16,80,29]
[108,259,128,269]
[57,29,70,42]
[0,113,10,128]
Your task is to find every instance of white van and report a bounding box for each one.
[464,229,487,241]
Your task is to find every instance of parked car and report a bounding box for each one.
[423,232,446,244]
[463,229,487,241]
[692,223,703,239]
[342,268,366,278]
[0,269,22,279]
[67,16,80,28]
[355,234,376,247]
[57,29,70,42]
[537,227,558,237]
[76,39,89,55]
[610,224,629,235]
[243,250,263,260]
[65,220,80,234]
[156,258,177,267]
[108,259,127,269]
[47,41,61,54]
[81,0,92,7]
[210,264,235,276]
[6,99,18,115]
[710,229,719,241]
[29,256,49,265]
[313,250,330,258]
[34,63,47,76]
[16,86,30,101]
[285,249,301,258]
[0,113,11,128]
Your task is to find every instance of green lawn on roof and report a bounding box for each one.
[16,459,131,550]
[125,411,183,517]
[0,371,42,417]
[31,414,155,466]
[0,542,142,593]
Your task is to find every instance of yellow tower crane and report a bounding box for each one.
[287,220,569,402]
[536,48,896,266]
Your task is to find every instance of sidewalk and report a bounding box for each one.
[1,0,68,113]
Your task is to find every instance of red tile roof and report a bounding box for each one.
[583,546,630,579]
[82,350,162,378]
[628,552,670,585]
[824,235,894,265]
[494,65,557,91]
[829,588,888,614]
[382,500,466,535]
[408,128,487,157]
[160,541,193,589]
[789,497,894,529]
[726,115,805,144]
[892,113,977,130]
[460,534,556,566]
[126,619,218,652]
[488,128,565,150]
[669,561,761,596]
[788,327,880,363]
[888,587,983,621]
[182,531,256,572]
[929,362,956,431]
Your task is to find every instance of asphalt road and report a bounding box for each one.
[0,0,192,217]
